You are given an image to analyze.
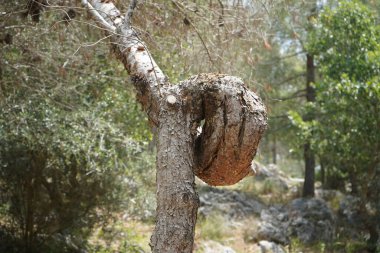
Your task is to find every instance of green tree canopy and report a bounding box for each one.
[291,1,380,250]
[308,1,380,81]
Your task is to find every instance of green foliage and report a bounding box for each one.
[313,77,380,172]
[288,108,316,143]
[0,2,155,252]
[0,73,143,252]
[308,1,380,81]
[297,1,380,248]
[304,1,380,189]
[333,240,368,253]
[289,238,330,253]
[1,0,379,251]
[88,221,149,253]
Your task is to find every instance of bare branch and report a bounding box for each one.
[80,0,116,31]
[272,73,306,86]
[124,0,138,28]
[217,0,224,14]
[80,0,167,124]
[171,0,215,67]
[62,34,113,68]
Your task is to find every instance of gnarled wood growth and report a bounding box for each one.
[80,0,267,252]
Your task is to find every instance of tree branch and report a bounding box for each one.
[171,0,215,67]
[124,0,138,28]
[272,73,305,86]
[33,2,268,251]
[80,0,116,31]
[80,0,267,186]
[270,89,306,102]
[80,0,167,124]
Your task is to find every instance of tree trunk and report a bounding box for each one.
[150,102,199,253]
[320,158,325,188]
[349,171,358,194]
[302,53,316,198]
[367,221,379,253]
[303,142,315,197]
[24,174,34,253]
[79,1,267,252]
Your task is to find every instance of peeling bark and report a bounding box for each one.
[80,1,267,252]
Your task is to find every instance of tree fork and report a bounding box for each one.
[80,1,267,252]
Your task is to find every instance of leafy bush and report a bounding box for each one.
[0,3,154,251]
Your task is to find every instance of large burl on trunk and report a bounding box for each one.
[81,0,267,252]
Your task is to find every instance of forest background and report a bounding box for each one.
[0,0,379,252]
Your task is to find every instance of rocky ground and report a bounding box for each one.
[63,162,371,253]
[194,163,368,253]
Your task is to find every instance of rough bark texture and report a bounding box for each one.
[81,1,267,252]
[177,74,267,186]
[151,101,199,253]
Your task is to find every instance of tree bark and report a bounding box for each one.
[80,1,267,252]
[302,53,316,198]
[320,157,325,187]
[24,174,34,253]
[303,142,315,197]
[367,220,379,253]
[150,100,199,253]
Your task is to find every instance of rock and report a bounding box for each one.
[254,163,287,181]
[253,162,276,179]
[201,240,236,253]
[337,195,368,239]
[338,195,362,225]
[287,198,335,244]
[258,240,286,253]
[198,186,265,219]
[256,206,290,245]
[256,198,335,245]
[253,162,300,192]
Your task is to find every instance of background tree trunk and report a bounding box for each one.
[302,53,316,198]
[303,142,315,197]
[320,157,325,188]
